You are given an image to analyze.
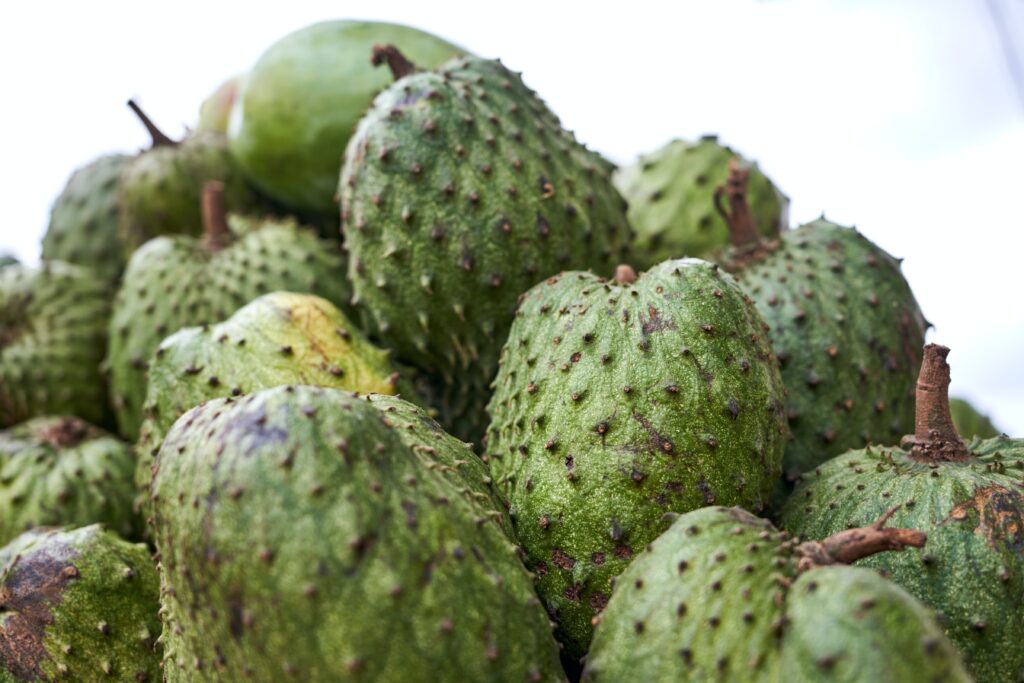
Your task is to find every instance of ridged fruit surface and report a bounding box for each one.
[484,259,787,656]
[0,262,111,427]
[151,385,565,682]
[0,525,161,681]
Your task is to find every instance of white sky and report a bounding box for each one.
[1,0,1022,432]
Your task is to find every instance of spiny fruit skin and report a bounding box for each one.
[42,154,132,283]
[0,525,161,682]
[134,291,416,518]
[151,385,565,682]
[949,397,1002,439]
[484,259,787,657]
[583,506,970,682]
[196,74,243,134]
[614,137,787,266]
[117,132,263,253]
[106,215,350,440]
[0,262,111,428]
[230,20,466,214]
[0,416,137,546]
[780,435,1024,682]
[724,219,926,478]
[342,53,631,442]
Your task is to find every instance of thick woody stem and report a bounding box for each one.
[908,344,971,462]
[127,99,177,147]
[614,264,637,285]
[201,181,231,251]
[370,44,418,80]
[795,506,927,572]
[714,157,762,249]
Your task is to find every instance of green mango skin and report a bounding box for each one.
[614,137,788,266]
[0,416,137,546]
[42,154,132,283]
[196,74,243,134]
[484,259,787,657]
[780,435,1024,682]
[0,262,112,428]
[0,525,161,682]
[229,20,466,214]
[949,397,1002,439]
[106,214,350,441]
[583,507,970,683]
[724,219,927,479]
[152,386,566,682]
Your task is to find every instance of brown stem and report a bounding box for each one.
[201,181,231,251]
[127,99,177,147]
[370,44,418,80]
[795,506,926,572]
[714,157,762,249]
[907,344,971,462]
[614,264,637,285]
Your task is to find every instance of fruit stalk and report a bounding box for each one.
[908,344,971,462]
[127,99,177,147]
[714,157,761,249]
[371,44,418,80]
[795,506,926,571]
[201,181,231,251]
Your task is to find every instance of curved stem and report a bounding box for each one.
[614,264,637,285]
[909,344,971,462]
[795,506,926,571]
[127,99,177,147]
[714,157,761,249]
[201,181,231,251]
[370,44,418,80]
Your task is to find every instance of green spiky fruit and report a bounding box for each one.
[0,525,161,681]
[484,259,787,656]
[780,344,1024,682]
[583,506,968,682]
[0,416,136,546]
[1,262,111,427]
[229,21,466,214]
[151,385,565,682]
[106,184,350,440]
[342,47,631,442]
[949,397,1002,439]
[42,154,132,283]
[118,101,263,254]
[716,166,926,478]
[134,291,416,517]
[197,74,243,134]
[614,137,787,266]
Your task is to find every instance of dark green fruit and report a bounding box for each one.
[780,344,1024,682]
[1,262,111,427]
[614,136,787,266]
[106,183,350,439]
[0,525,161,681]
[949,397,1002,439]
[197,74,243,134]
[152,385,565,682]
[229,21,465,214]
[117,100,263,254]
[484,259,787,657]
[342,46,631,442]
[717,162,926,478]
[584,506,969,682]
[42,154,132,283]
[134,291,416,518]
[0,416,136,545]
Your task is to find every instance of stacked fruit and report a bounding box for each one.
[0,19,1018,683]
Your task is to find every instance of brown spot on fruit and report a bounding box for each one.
[945,485,1023,551]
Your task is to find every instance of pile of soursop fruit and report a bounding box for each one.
[1,19,1019,683]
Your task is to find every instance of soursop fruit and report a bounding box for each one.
[230,20,466,214]
[1,262,111,427]
[717,162,926,479]
[118,100,263,253]
[106,183,350,440]
[42,153,132,283]
[583,506,969,682]
[134,291,417,517]
[484,258,787,657]
[342,46,631,442]
[949,396,1002,439]
[614,136,787,266]
[151,385,564,682]
[197,74,243,134]
[0,525,161,681]
[0,416,136,545]
[780,344,1024,682]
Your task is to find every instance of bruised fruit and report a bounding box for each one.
[484,259,787,656]
[152,385,565,682]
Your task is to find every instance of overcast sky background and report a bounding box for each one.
[1,0,1022,432]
